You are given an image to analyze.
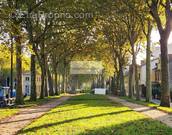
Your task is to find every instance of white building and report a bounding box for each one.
[140,58,160,86]
[22,72,41,96]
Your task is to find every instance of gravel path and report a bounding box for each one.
[0,96,71,135]
[108,96,172,128]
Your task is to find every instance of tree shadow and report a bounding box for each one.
[46,106,89,115]
[19,110,133,134]
[63,94,123,108]
[18,94,172,135]
[77,118,172,135]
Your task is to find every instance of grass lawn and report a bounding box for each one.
[0,95,60,121]
[0,108,18,120]
[23,95,60,108]
[19,94,172,135]
[121,96,172,113]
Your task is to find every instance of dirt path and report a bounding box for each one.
[108,96,172,128]
[0,96,71,135]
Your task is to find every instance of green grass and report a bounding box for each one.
[22,95,60,108]
[0,95,60,121]
[0,108,18,120]
[19,94,172,135]
[121,96,172,113]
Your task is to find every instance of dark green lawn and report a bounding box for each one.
[19,94,172,135]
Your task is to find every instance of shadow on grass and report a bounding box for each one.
[18,94,172,135]
[77,118,172,135]
[46,106,89,115]
[19,110,133,134]
[63,94,122,108]
[0,118,35,125]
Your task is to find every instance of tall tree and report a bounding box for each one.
[142,19,153,102]
[118,0,143,100]
[146,0,171,107]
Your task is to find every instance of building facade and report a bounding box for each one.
[22,72,41,96]
[139,54,172,92]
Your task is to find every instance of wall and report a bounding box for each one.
[140,59,159,85]
[22,73,31,95]
[22,72,41,96]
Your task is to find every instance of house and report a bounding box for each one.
[140,58,160,86]
[22,72,41,96]
[139,54,172,96]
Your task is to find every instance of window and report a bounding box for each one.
[25,77,30,81]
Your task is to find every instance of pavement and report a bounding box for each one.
[0,96,71,135]
[108,96,172,128]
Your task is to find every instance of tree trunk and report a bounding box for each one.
[58,73,61,94]
[15,36,24,105]
[135,63,140,100]
[131,43,140,100]
[65,69,68,92]
[109,77,112,93]
[62,62,67,93]
[54,69,59,95]
[47,66,54,96]
[160,35,170,107]
[119,64,126,96]
[146,21,152,102]
[62,70,65,93]
[129,65,134,98]
[40,65,45,99]
[30,54,37,101]
[111,73,118,95]
[44,75,48,97]
[115,73,120,95]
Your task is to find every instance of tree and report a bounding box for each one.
[142,19,153,102]
[101,17,130,96]
[117,0,144,100]
[146,0,171,107]
[9,0,25,104]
